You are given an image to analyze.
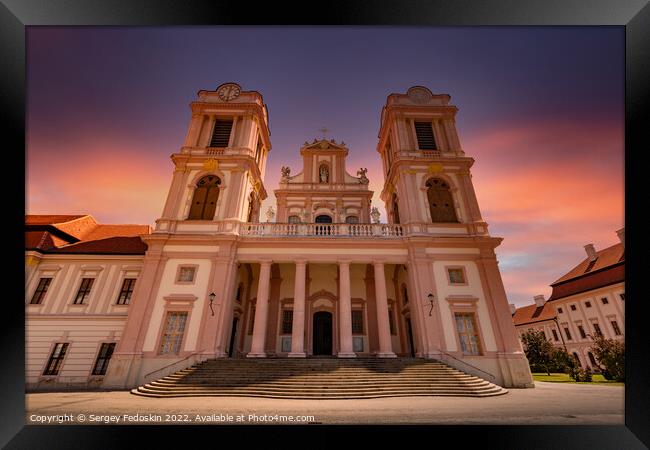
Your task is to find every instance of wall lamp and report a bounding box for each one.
[208,292,216,316]
[427,293,435,316]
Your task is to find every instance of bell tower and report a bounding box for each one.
[377,86,485,230]
[155,82,270,231]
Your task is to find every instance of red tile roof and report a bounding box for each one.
[512,302,557,327]
[49,236,147,255]
[548,242,625,301]
[551,243,624,285]
[25,215,87,225]
[25,214,151,255]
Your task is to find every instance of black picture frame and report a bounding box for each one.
[3,0,648,448]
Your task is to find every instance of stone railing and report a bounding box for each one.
[157,219,489,238]
[240,223,405,238]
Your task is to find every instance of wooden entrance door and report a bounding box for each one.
[313,311,333,355]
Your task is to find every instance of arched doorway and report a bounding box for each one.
[315,215,332,236]
[313,311,333,355]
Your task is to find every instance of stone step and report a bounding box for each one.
[131,357,507,399]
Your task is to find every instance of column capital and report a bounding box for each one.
[372,259,386,267]
[258,259,273,267]
[294,259,308,266]
[338,259,351,266]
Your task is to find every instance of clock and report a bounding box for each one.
[217,83,241,102]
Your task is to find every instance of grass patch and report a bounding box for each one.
[532,373,624,386]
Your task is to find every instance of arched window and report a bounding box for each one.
[288,215,301,223]
[345,215,359,224]
[426,178,458,223]
[235,283,243,303]
[315,214,332,236]
[315,215,332,223]
[188,175,221,220]
[318,164,329,183]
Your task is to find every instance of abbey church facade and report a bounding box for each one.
[25,83,534,390]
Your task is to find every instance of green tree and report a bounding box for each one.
[590,333,625,382]
[520,329,555,375]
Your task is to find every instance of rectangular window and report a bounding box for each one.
[116,278,136,305]
[281,310,293,335]
[551,329,559,341]
[570,304,577,311]
[447,267,466,284]
[593,323,602,336]
[585,301,592,308]
[388,309,396,335]
[30,277,52,304]
[159,312,188,355]
[557,307,563,314]
[578,325,587,339]
[177,266,196,283]
[255,137,263,164]
[601,297,609,305]
[73,278,94,304]
[611,320,621,336]
[43,343,69,376]
[209,119,233,147]
[248,306,256,334]
[414,121,437,150]
[564,327,572,341]
[91,343,116,375]
[454,313,482,355]
[351,310,364,334]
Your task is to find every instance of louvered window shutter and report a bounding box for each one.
[414,122,437,150]
[210,119,233,147]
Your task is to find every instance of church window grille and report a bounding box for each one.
[454,313,482,355]
[281,310,293,334]
[414,121,437,150]
[209,119,233,147]
[351,310,364,334]
[159,312,188,355]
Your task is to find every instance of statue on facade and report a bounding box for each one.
[370,206,381,224]
[357,167,369,184]
[319,165,329,183]
[280,165,291,182]
[265,206,276,222]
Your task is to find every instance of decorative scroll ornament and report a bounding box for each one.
[203,158,219,171]
[427,163,444,174]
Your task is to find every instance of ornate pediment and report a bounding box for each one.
[301,138,348,151]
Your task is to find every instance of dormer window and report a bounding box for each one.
[414,121,437,150]
[209,119,233,147]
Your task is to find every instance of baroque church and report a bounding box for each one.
[25,83,534,392]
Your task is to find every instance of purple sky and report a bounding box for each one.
[26,27,624,306]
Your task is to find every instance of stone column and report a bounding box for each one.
[289,261,307,357]
[247,260,272,357]
[338,261,356,357]
[373,261,396,357]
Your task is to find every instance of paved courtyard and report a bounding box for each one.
[25,382,624,425]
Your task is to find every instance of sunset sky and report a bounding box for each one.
[26,27,624,307]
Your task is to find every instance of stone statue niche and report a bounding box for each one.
[319,165,329,183]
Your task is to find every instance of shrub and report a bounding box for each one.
[520,329,555,375]
[590,334,625,382]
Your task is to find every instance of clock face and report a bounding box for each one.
[217,83,241,101]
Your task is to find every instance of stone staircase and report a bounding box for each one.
[131,358,508,399]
